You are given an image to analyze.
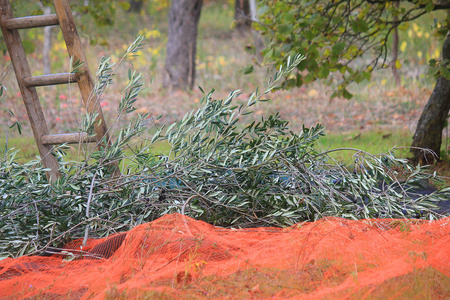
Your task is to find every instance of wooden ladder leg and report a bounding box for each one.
[53,0,110,148]
[0,0,61,182]
[53,0,121,177]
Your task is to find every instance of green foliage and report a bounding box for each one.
[256,0,450,98]
[428,59,450,78]
[74,0,116,27]
[1,0,120,53]
[0,40,449,258]
[0,69,22,135]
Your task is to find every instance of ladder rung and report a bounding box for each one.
[41,133,97,145]
[22,73,77,87]
[4,14,59,30]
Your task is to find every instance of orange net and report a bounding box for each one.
[0,213,449,299]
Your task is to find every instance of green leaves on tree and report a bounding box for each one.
[257,0,450,98]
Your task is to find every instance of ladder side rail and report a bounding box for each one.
[52,0,111,148]
[0,0,61,181]
[53,0,121,177]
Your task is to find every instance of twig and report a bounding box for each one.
[83,173,97,247]
[181,195,199,216]
[181,195,200,236]
[154,245,195,272]
[317,147,378,159]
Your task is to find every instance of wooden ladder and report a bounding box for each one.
[0,0,117,182]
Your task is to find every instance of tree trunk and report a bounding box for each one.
[128,0,143,13]
[164,0,203,90]
[391,1,401,87]
[411,34,450,164]
[248,0,257,22]
[42,5,52,75]
[235,0,251,32]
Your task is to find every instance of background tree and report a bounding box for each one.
[38,1,52,75]
[0,0,117,55]
[128,0,144,13]
[256,0,450,164]
[391,1,402,87]
[411,34,450,164]
[235,0,251,32]
[164,0,203,90]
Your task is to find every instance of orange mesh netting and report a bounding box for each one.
[0,213,449,299]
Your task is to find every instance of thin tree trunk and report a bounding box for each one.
[248,0,264,62]
[42,5,52,75]
[411,33,450,164]
[249,0,257,22]
[391,1,401,87]
[164,0,203,90]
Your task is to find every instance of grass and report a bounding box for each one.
[315,129,414,163]
[4,129,449,187]
[1,134,171,164]
[342,267,450,299]
[102,265,450,299]
[1,129,413,161]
